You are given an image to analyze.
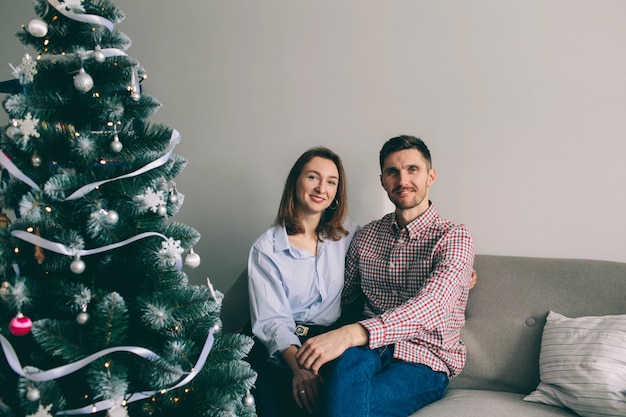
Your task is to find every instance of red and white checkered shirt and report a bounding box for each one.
[343,203,475,378]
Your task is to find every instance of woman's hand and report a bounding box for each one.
[291,366,323,414]
[282,345,322,414]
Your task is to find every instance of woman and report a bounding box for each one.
[247,147,358,417]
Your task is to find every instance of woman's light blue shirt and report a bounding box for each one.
[248,221,358,360]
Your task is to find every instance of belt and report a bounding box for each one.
[294,323,328,338]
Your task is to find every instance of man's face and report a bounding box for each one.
[380,148,436,212]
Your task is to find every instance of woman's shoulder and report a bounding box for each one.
[251,224,286,250]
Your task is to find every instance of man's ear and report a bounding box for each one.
[427,168,437,187]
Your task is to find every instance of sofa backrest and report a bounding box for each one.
[450,254,626,394]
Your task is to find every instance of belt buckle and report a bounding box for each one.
[295,324,309,337]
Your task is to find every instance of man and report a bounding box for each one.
[296,135,475,417]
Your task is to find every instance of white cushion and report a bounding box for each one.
[523,311,626,417]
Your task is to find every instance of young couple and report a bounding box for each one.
[247,135,476,417]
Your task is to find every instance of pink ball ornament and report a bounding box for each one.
[9,313,32,336]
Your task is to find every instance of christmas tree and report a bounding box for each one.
[0,1,256,416]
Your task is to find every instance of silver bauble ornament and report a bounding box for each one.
[26,387,41,402]
[110,137,123,153]
[93,46,106,63]
[73,68,94,93]
[76,311,90,324]
[169,192,178,203]
[70,256,86,274]
[105,210,119,224]
[243,391,255,407]
[157,205,167,216]
[27,18,48,38]
[31,155,42,167]
[184,251,201,268]
[6,125,21,139]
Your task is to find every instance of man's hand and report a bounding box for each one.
[296,323,368,375]
[470,269,477,290]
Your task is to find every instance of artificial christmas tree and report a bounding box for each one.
[0,1,256,416]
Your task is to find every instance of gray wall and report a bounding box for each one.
[2,1,625,291]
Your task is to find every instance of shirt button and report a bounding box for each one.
[389,262,395,268]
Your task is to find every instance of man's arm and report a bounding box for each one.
[295,322,368,375]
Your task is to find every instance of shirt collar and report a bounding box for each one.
[274,225,291,252]
[273,225,322,258]
[391,201,438,240]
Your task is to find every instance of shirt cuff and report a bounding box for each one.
[358,317,386,349]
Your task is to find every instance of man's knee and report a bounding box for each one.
[331,345,379,374]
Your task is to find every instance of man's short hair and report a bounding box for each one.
[379,135,432,171]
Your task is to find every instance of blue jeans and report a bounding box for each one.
[322,345,449,417]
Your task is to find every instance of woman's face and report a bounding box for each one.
[295,156,339,215]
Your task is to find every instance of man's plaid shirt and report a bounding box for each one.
[342,203,475,378]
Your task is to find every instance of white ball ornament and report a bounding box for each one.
[70,256,86,274]
[6,124,21,140]
[184,250,201,269]
[26,387,41,402]
[243,391,255,407]
[27,18,48,38]
[93,46,106,63]
[110,137,123,153]
[76,311,90,325]
[106,210,119,224]
[157,205,167,216]
[73,68,94,93]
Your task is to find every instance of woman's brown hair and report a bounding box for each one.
[275,147,348,241]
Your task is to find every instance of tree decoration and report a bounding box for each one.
[10,53,38,84]
[6,119,21,139]
[31,154,42,167]
[9,312,33,336]
[184,248,201,269]
[69,255,86,274]
[0,211,11,228]
[73,68,93,93]
[26,387,41,402]
[12,113,41,145]
[27,18,48,38]
[110,125,123,153]
[93,45,106,63]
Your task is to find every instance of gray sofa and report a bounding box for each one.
[220,254,626,417]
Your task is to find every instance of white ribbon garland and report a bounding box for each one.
[47,0,115,32]
[0,151,40,191]
[37,47,129,62]
[64,129,179,201]
[0,129,180,201]
[11,230,168,257]
[0,329,215,415]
